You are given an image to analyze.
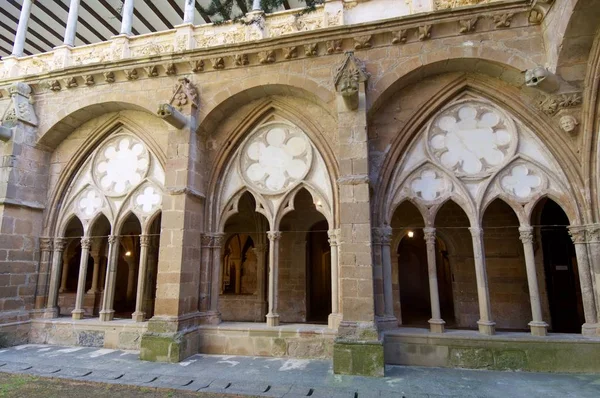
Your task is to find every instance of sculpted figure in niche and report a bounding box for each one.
[559,115,579,135]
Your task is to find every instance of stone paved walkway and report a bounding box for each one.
[0,344,599,397]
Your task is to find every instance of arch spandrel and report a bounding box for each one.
[216,119,335,232]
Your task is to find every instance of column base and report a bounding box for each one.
[266,313,279,327]
[328,313,343,330]
[428,318,445,333]
[86,289,99,294]
[375,315,398,331]
[58,288,66,293]
[43,308,59,319]
[528,321,548,336]
[477,320,496,335]
[99,310,114,322]
[71,309,84,320]
[582,323,600,337]
[132,311,146,322]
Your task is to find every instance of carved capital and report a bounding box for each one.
[140,235,151,247]
[201,234,213,247]
[333,51,369,110]
[568,225,586,245]
[80,237,92,250]
[423,227,436,245]
[108,235,119,245]
[328,229,340,246]
[40,237,53,252]
[53,237,67,252]
[586,225,600,243]
[468,227,483,238]
[518,226,534,245]
[267,231,282,241]
[211,233,225,248]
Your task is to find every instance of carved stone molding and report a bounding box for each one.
[391,29,408,44]
[304,43,318,56]
[103,71,115,83]
[333,51,369,110]
[258,50,275,64]
[190,60,204,72]
[145,65,159,77]
[536,92,582,115]
[84,75,95,86]
[459,17,478,34]
[49,80,61,92]
[124,69,139,80]
[492,13,513,28]
[64,77,78,88]
[233,53,249,66]
[326,39,343,54]
[211,57,225,70]
[354,35,372,50]
[418,25,432,41]
[164,63,177,75]
[283,46,298,60]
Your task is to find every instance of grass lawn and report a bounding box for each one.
[0,373,257,398]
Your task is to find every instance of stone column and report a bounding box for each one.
[34,238,53,310]
[64,0,81,46]
[585,224,600,324]
[45,238,67,318]
[198,234,212,312]
[252,0,261,11]
[99,236,119,322]
[126,257,136,302]
[266,231,281,327]
[87,250,101,294]
[332,52,382,377]
[132,235,150,322]
[120,0,135,36]
[58,250,70,293]
[371,228,385,318]
[423,227,445,333]
[233,258,242,294]
[11,0,34,56]
[469,227,495,335]
[72,238,91,320]
[328,229,342,329]
[253,243,268,320]
[183,0,195,24]
[210,233,224,317]
[380,226,395,318]
[569,226,599,335]
[518,226,548,336]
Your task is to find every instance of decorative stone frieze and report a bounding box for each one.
[83,75,95,86]
[304,43,318,56]
[536,92,582,115]
[124,68,139,80]
[418,25,432,41]
[190,60,204,72]
[459,17,478,33]
[64,77,78,88]
[145,65,159,77]
[326,40,343,54]
[354,35,372,50]
[258,50,276,64]
[103,71,115,83]
[211,57,225,70]
[333,51,369,111]
[492,13,513,28]
[233,54,249,66]
[164,63,177,75]
[391,29,408,44]
[49,80,61,91]
[283,46,298,59]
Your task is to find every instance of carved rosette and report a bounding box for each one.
[239,122,312,195]
[427,100,517,179]
[92,135,150,197]
[499,163,546,201]
[133,185,162,214]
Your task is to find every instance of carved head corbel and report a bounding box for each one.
[333,51,369,110]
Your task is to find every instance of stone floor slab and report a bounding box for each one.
[24,365,61,375]
[177,378,214,391]
[0,362,33,372]
[309,387,357,398]
[153,375,194,387]
[85,370,125,381]
[55,367,93,378]
[119,372,159,384]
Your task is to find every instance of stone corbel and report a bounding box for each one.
[333,51,369,111]
[157,103,187,129]
[525,66,560,93]
[1,82,38,128]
